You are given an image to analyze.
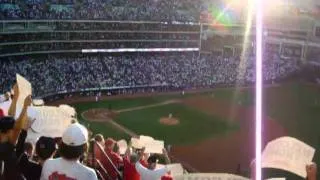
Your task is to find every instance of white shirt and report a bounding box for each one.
[40,158,98,180]
[0,94,6,103]
[0,99,11,116]
[0,99,36,119]
[135,162,168,180]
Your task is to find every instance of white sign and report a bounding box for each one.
[144,140,164,154]
[156,163,184,176]
[59,104,76,117]
[131,137,144,149]
[30,106,72,138]
[140,135,155,143]
[166,163,184,177]
[16,74,32,114]
[117,139,128,155]
[131,135,164,154]
[33,99,44,106]
[262,136,315,178]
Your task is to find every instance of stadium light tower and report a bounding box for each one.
[255,0,263,179]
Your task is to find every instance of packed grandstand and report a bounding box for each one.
[0,52,300,98]
[1,0,320,180]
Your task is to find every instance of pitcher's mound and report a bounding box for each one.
[82,108,117,122]
[159,117,180,126]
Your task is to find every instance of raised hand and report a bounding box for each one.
[23,95,32,108]
[306,162,317,180]
[13,83,19,98]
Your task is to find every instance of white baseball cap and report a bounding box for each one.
[62,123,88,146]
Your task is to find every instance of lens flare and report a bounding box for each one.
[255,0,263,179]
[237,0,254,81]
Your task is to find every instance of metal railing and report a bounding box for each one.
[90,140,123,180]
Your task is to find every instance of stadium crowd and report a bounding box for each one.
[0,0,200,22]
[0,73,317,180]
[0,0,316,179]
[0,33,199,43]
[0,52,299,97]
[0,84,175,180]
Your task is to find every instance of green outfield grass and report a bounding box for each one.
[208,83,320,179]
[74,97,169,140]
[114,103,238,145]
[73,83,320,179]
[74,94,239,144]
[263,83,320,179]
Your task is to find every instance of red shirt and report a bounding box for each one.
[93,143,104,164]
[93,143,110,180]
[139,159,148,168]
[0,109,4,118]
[123,156,140,180]
[161,174,173,180]
[105,149,123,180]
[49,172,76,180]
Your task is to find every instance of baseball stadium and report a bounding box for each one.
[1,0,320,180]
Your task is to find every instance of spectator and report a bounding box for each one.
[135,148,171,180]
[250,160,317,180]
[40,123,98,180]
[0,109,4,118]
[91,134,109,179]
[123,147,140,180]
[0,85,31,145]
[138,148,150,168]
[104,138,123,180]
[23,142,34,158]
[0,0,200,22]
[17,132,57,180]
[94,134,105,148]
[0,92,10,103]
[0,92,12,116]
[306,163,317,180]
[135,155,169,180]
[0,52,300,98]
[0,91,31,179]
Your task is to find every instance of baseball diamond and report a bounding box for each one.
[42,82,320,178]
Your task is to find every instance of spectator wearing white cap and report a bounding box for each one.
[40,123,98,180]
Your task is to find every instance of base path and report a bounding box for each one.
[108,120,138,137]
[81,100,199,171]
[82,100,179,137]
[116,100,179,113]
[81,109,138,137]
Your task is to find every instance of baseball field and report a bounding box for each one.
[58,82,320,178]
